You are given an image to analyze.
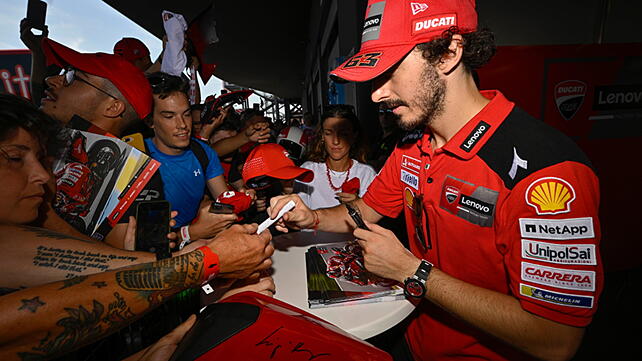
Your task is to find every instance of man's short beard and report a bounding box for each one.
[393,65,446,131]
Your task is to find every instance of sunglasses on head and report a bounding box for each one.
[60,67,118,100]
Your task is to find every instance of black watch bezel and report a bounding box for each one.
[404,278,425,298]
[403,260,432,299]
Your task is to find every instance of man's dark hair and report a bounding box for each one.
[144,72,189,127]
[416,27,496,73]
[240,109,265,126]
[146,72,189,99]
[0,93,63,159]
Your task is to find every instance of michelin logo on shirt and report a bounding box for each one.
[519,217,594,240]
[520,283,593,308]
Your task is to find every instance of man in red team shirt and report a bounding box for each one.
[270,1,602,360]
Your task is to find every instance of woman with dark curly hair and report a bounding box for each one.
[295,104,376,210]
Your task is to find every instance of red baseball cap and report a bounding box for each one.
[330,0,478,82]
[42,38,152,119]
[242,144,314,183]
[113,37,151,62]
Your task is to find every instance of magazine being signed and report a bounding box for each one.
[306,241,403,308]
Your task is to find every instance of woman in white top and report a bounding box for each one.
[295,105,376,210]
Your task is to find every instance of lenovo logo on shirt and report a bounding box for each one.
[459,121,490,152]
[440,175,498,227]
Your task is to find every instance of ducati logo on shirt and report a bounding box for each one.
[444,185,459,204]
[440,175,499,227]
[554,80,586,120]
[525,177,576,215]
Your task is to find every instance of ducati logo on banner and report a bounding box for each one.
[554,80,587,120]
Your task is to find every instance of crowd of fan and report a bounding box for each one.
[0,15,403,361]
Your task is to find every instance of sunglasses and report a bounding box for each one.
[411,193,432,251]
[61,67,118,100]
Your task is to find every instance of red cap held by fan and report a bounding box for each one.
[216,191,252,214]
[342,178,361,194]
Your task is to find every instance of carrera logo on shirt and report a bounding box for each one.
[525,177,576,215]
[440,175,498,227]
[521,262,596,291]
[522,240,597,265]
[519,217,595,240]
[401,169,419,190]
[520,283,593,308]
[459,121,490,153]
[401,155,421,173]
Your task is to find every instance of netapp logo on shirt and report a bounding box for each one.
[519,217,594,240]
[459,121,490,152]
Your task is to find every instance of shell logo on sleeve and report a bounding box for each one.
[525,177,576,215]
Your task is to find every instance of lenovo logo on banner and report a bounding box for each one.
[521,262,595,291]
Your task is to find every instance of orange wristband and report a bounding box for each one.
[198,246,220,282]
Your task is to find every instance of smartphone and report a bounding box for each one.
[209,201,235,214]
[26,0,47,31]
[135,200,171,260]
[346,203,370,231]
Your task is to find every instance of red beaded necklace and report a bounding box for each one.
[326,159,352,191]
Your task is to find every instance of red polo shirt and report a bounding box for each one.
[363,91,603,360]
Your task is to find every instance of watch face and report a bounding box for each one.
[405,279,425,298]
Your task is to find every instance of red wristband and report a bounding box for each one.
[198,246,220,282]
[195,135,209,142]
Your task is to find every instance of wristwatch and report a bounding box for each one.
[403,260,433,298]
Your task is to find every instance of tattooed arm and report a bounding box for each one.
[0,225,156,290]
[0,252,204,360]
[0,223,273,360]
